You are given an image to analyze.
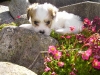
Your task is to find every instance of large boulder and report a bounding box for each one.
[30,0,88,7]
[9,0,30,19]
[0,1,14,24]
[92,0,100,2]
[0,62,37,75]
[0,26,58,74]
[59,1,100,20]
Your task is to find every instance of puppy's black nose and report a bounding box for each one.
[39,30,45,34]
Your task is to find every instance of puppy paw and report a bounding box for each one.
[55,28,72,34]
[55,29,64,32]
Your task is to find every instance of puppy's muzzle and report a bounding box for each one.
[39,30,45,34]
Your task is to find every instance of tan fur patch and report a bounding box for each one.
[44,19,52,28]
[27,3,38,20]
[48,7,57,19]
[31,19,40,27]
[48,6,58,28]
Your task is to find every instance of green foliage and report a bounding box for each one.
[42,17,100,75]
[43,30,100,75]
[0,22,18,30]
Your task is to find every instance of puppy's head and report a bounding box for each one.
[27,3,58,35]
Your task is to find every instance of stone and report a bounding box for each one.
[14,14,30,26]
[29,0,36,3]
[0,4,14,24]
[0,62,37,75]
[92,0,100,2]
[9,0,30,19]
[30,0,88,7]
[59,1,100,20]
[28,50,48,74]
[0,26,58,74]
[0,1,10,6]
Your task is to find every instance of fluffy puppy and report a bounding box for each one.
[19,3,83,35]
[19,3,58,35]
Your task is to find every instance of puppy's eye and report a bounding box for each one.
[34,21,39,25]
[46,21,51,25]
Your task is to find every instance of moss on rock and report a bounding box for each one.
[0,22,18,30]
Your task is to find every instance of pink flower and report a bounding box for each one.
[88,37,96,44]
[51,72,56,75]
[84,18,91,25]
[66,35,71,39]
[92,59,100,70]
[44,66,51,72]
[70,27,75,31]
[76,34,85,43]
[92,26,96,32]
[94,55,100,59]
[16,15,21,19]
[70,71,76,75]
[48,46,57,54]
[66,53,70,57]
[92,17,100,26]
[58,61,64,67]
[53,50,62,60]
[82,48,92,60]
[89,37,94,43]
[60,36,65,39]
[44,57,51,62]
[82,26,85,30]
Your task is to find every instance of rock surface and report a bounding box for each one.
[0,26,58,74]
[14,14,30,26]
[0,62,37,75]
[92,0,100,2]
[59,1,100,20]
[9,0,30,19]
[0,1,14,24]
[30,0,88,7]
[0,1,10,5]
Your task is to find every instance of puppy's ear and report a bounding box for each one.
[48,4,58,18]
[27,3,38,20]
[27,7,31,20]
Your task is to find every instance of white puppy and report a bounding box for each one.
[20,3,58,35]
[19,3,83,35]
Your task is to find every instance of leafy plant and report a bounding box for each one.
[42,17,100,75]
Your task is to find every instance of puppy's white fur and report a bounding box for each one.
[51,11,83,34]
[19,24,34,30]
[19,3,83,35]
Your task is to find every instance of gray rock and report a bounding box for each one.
[0,5,14,24]
[92,0,100,2]
[0,26,58,74]
[14,14,30,26]
[0,62,37,75]
[28,50,48,74]
[59,1,100,20]
[29,0,36,3]
[9,0,30,19]
[0,1,10,6]
[34,0,88,7]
